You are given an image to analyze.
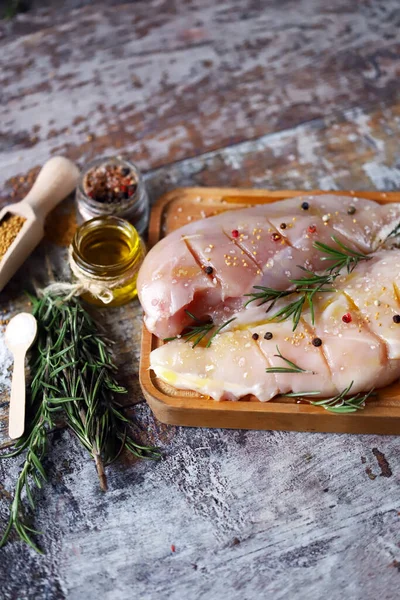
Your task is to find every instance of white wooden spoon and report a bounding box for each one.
[5,313,38,440]
[0,156,79,292]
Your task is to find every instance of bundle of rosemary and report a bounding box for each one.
[0,291,159,553]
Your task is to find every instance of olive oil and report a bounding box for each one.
[79,223,138,267]
[70,216,145,307]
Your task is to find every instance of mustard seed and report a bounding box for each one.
[0,214,26,262]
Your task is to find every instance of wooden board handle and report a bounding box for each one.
[8,352,26,440]
[222,190,400,205]
[23,156,80,217]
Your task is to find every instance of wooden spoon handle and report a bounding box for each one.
[8,352,26,440]
[23,156,79,217]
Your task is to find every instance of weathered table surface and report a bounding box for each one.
[1,1,400,598]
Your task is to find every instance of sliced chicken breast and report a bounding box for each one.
[150,251,400,401]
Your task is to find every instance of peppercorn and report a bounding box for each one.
[312,337,322,347]
[231,229,239,238]
[342,313,352,324]
[252,333,259,340]
[279,223,287,230]
[271,232,281,242]
[264,332,273,340]
[347,206,356,215]
[301,201,309,210]
[84,163,137,205]
[393,315,400,324]
[308,225,317,234]
[204,266,214,275]
[128,185,136,197]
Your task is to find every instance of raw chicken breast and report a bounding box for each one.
[150,252,400,401]
[138,195,400,339]
[152,329,278,402]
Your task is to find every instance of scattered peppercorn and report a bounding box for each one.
[279,223,287,230]
[264,332,273,340]
[204,265,214,275]
[342,313,352,324]
[0,214,26,262]
[231,229,239,238]
[252,333,259,340]
[271,232,281,242]
[347,206,356,215]
[121,167,130,177]
[307,225,317,234]
[312,337,322,347]
[301,201,309,210]
[393,315,400,324]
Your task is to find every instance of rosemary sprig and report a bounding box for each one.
[283,382,376,413]
[245,237,370,331]
[0,292,160,552]
[267,269,334,330]
[244,286,293,309]
[313,236,371,274]
[265,346,310,374]
[0,398,52,553]
[163,310,236,348]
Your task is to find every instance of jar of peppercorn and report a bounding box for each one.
[76,156,149,235]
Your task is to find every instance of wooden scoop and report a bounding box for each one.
[5,313,38,439]
[0,156,79,292]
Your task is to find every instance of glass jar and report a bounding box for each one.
[76,156,149,235]
[70,216,146,307]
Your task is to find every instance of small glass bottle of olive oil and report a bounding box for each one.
[70,216,146,307]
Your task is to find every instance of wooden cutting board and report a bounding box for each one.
[140,187,400,434]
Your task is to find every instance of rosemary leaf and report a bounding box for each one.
[163,310,236,348]
[266,346,310,374]
[205,317,237,348]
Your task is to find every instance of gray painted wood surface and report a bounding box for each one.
[0,1,400,599]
